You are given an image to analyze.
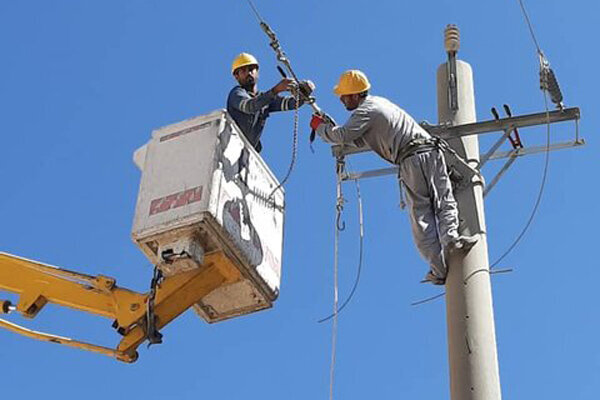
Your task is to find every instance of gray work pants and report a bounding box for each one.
[399,149,459,277]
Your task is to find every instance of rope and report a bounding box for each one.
[324,159,367,399]
[319,162,364,323]
[328,158,345,400]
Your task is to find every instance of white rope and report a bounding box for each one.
[328,160,344,400]
[319,161,364,323]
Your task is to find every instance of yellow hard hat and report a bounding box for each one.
[333,70,371,96]
[231,53,259,74]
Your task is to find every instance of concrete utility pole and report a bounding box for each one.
[437,25,502,400]
[331,23,582,400]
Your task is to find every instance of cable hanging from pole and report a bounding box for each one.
[517,0,564,109]
[489,0,559,268]
[319,161,365,324]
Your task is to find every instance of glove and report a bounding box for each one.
[310,114,325,131]
[322,113,336,126]
[299,80,315,97]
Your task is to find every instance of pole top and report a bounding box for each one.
[444,24,460,54]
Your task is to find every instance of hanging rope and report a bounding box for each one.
[327,156,346,400]
[319,161,364,324]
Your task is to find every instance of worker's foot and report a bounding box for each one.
[448,234,479,254]
[420,271,446,285]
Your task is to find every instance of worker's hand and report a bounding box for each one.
[310,114,325,131]
[270,78,295,95]
[299,80,315,97]
[322,113,336,126]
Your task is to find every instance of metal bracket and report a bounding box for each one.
[447,52,459,113]
[331,107,583,187]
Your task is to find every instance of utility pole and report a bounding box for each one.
[437,25,502,400]
[331,23,582,400]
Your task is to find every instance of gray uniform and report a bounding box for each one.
[316,95,459,278]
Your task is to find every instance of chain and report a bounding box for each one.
[269,87,300,199]
[145,264,164,346]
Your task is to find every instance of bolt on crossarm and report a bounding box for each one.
[0,251,241,362]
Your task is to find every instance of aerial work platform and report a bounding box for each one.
[132,110,285,322]
[0,110,285,361]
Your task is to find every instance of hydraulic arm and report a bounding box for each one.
[0,251,241,363]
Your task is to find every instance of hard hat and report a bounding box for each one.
[231,53,259,74]
[333,70,371,96]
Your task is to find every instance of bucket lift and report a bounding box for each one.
[0,110,285,362]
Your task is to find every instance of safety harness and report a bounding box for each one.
[395,135,482,209]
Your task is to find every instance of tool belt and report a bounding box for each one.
[394,138,439,165]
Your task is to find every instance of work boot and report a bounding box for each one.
[420,270,446,285]
[448,234,479,255]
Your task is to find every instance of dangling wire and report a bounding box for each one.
[490,0,556,268]
[491,91,552,268]
[319,161,364,324]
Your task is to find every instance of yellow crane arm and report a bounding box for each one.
[0,251,241,362]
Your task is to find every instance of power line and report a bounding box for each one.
[517,0,543,55]
[490,0,554,268]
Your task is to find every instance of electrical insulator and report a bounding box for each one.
[540,66,564,108]
[444,24,460,54]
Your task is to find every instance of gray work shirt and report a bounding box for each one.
[316,95,431,164]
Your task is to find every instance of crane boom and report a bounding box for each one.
[0,251,241,362]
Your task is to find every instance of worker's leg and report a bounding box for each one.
[427,149,479,253]
[399,155,446,278]
[427,149,460,247]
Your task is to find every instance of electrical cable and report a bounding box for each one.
[490,0,554,268]
[490,92,551,268]
[412,0,555,304]
[411,268,515,307]
[517,0,543,55]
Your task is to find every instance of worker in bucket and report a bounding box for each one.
[310,70,478,285]
[227,52,315,153]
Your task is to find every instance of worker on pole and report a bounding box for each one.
[310,70,477,284]
[227,52,314,153]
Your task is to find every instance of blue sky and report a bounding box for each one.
[0,1,597,399]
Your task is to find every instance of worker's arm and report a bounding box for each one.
[267,94,304,112]
[227,79,295,115]
[268,80,314,112]
[227,87,276,115]
[314,107,372,145]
